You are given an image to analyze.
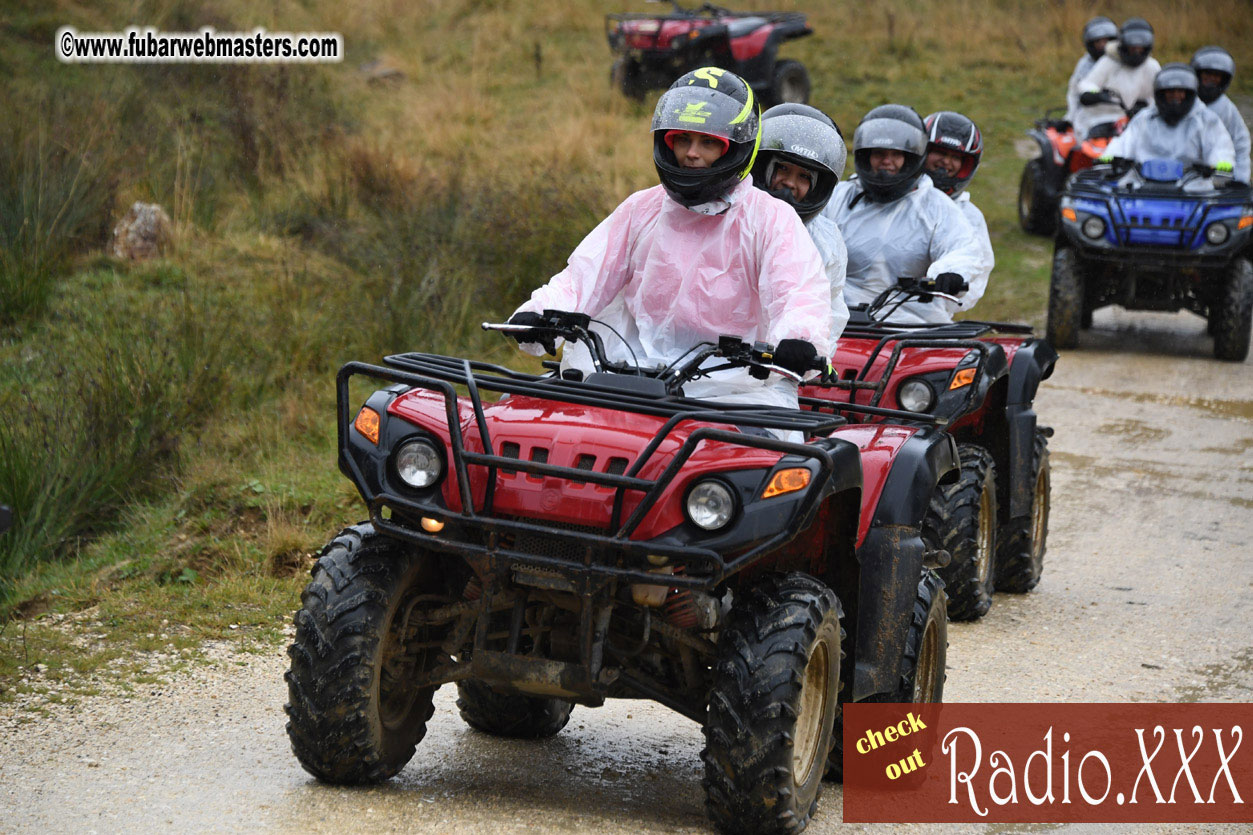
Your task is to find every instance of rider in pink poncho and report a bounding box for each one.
[508,68,835,417]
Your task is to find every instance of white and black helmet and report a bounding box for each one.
[851,104,927,203]
[1082,16,1118,61]
[923,111,983,198]
[751,103,846,221]
[1154,63,1198,126]
[1117,18,1154,67]
[651,67,761,208]
[1191,45,1236,104]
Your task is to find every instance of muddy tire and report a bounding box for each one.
[1047,246,1084,350]
[285,524,437,784]
[456,680,573,738]
[1018,160,1055,235]
[995,430,1051,593]
[924,443,997,622]
[877,571,948,702]
[611,57,645,101]
[767,59,810,106]
[1212,257,1253,362]
[703,573,843,834]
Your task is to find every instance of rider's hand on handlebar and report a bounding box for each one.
[771,338,822,375]
[929,273,968,296]
[1079,89,1116,106]
[507,311,559,356]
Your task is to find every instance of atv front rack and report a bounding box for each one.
[804,321,1021,422]
[337,353,860,590]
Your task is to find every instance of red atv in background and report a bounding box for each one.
[802,280,1058,623]
[1018,104,1131,236]
[285,310,957,833]
[606,0,813,106]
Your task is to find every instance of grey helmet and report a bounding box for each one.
[751,103,846,221]
[1154,63,1199,126]
[1117,18,1154,67]
[1191,46,1235,104]
[851,104,927,203]
[1082,16,1118,61]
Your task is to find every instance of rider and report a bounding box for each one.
[1191,46,1251,183]
[751,103,850,345]
[922,111,993,319]
[1065,17,1118,125]
[1075,17,1161,140]
[1103,63,1236,173]
[508,68,833,416]
[823,104,981,325]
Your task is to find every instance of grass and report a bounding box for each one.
[0,0,1251,701]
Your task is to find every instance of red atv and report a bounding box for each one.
[802,280,1058,622]
[1018,105,1130,236]
[606,1,812,106]
[285,311,957,833]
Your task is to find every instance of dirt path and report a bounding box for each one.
[2,308,1250,834]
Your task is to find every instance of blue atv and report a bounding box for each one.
[1047,158,1253,361]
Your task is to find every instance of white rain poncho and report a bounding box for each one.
[823,175,982,325]
[804,212,850,346]
[1065,53,1097,124]
[1105,99,1236,170]
[1207,94,1251,182]
[514,178,832,414]
[1076,44,1161,138]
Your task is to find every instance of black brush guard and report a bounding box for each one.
[801,321,1025,423]
[338,351,875,591]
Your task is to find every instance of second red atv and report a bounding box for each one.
[802,280,1058,622]
[606,1,813,106]
[285,310,956,834]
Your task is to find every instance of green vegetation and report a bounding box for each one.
[1,0,1250,701]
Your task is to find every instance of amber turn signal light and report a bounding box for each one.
[1239,215,1253,230]
[354,406,380,445]
[1061,207,1077,222]
[762,467,811,499]
[949,368,977,390]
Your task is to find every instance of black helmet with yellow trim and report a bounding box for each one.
[652,67,760,208]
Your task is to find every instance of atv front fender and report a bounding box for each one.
[1005,340,1058,518]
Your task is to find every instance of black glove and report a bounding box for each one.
[1079,89,1115,106]
[771,338,820,375]
[507,311,558,355]
[932,273,968,295]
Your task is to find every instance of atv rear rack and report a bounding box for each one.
[337,353,870,590]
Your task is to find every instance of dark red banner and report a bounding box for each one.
[843,703,1253,823]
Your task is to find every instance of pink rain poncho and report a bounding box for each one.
[513,178,832,412]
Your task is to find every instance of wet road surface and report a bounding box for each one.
[1,307,1250,834]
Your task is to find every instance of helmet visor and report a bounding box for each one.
[853,116,927,157]
[652,85,758,144]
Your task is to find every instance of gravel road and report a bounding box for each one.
[2,308,1250,834]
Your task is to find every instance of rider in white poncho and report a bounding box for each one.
[750,102,850,345]
[1191,46,1251,183]
[823,104,982,325]
[1104,63,1236,172]
[509,68,833,417]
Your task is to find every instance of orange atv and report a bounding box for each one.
[1018,104,1131,236]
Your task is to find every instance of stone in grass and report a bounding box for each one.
[111,202,172,261]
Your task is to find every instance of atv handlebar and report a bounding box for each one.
[484,310,812,390]
[864,277,968,323]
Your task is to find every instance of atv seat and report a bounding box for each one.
[726,17,768,38]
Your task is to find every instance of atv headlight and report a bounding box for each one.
[394,439,443,489]
[685,480,735,531]
[898,379,935,413]
[1205,222,1230,245]
[1081,216,1106,239]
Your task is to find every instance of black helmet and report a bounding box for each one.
[751,104,846,221]
[1154,63,1198,127]
[1191,45,1235,105]
[652,67,760,208]
[922,111,983,198]
[1082,16,1118,61]
[851,104,927,203]
[1117,18,1154,67]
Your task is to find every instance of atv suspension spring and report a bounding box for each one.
[664,569,698,629]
